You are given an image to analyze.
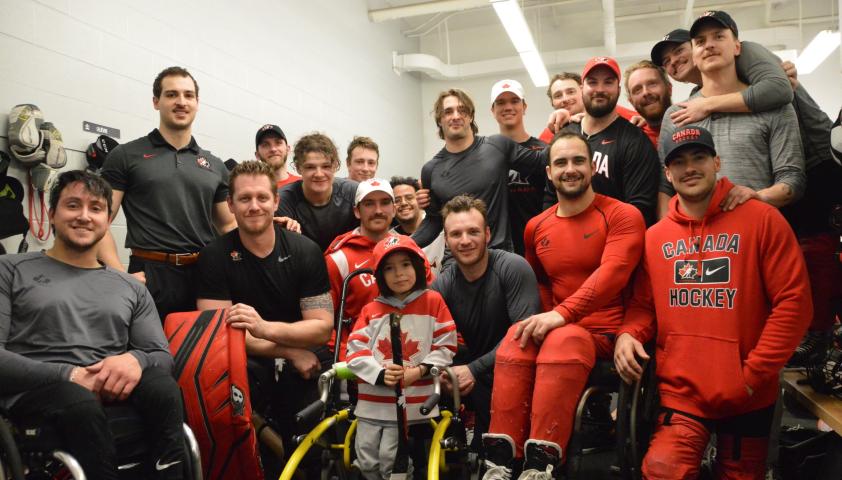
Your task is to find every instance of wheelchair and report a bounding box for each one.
[279,362,478,480]
[0,403,202,480]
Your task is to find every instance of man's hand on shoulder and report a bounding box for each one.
[273,216,302,233]
[514,311,565,348]
[84,352,142,402]
[670,97,713,127]
[546,109,572,133]
[720,185,760,211]
[227,303,270,339]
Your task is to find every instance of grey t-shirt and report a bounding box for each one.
[101,129,229,253]
[659,92,806,198]
[431,249,540,384]
[0,252,172,405]
[415,135,546,252]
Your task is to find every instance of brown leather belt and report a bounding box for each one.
[131,248,199,266]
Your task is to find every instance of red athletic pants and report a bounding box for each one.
[642,411,769,480]
[487,323,613,458]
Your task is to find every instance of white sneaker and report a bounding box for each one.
[517,464,553,480]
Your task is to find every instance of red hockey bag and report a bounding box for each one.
[165,309,263,480]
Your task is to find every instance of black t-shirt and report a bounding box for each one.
[196,225,330,322]
[276,178,359,252]
[415,135,546,252]
[542,117,659,226]
[101,129,229,252]
[509,136,548,256]
[431,249,540,384]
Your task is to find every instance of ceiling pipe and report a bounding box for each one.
[369,0,488,23]
[603,0,617,56]
[394,26,799,79]
[682,0,696,28]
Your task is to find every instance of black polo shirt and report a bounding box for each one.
[101,129,229,253]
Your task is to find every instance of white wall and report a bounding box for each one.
[0,0,424,260]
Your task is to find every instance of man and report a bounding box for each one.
[539,72,640,144]
[390,176,445,274]
[413,89,547,254]
[195,161,333,473]
[658,13,805,212]
[325,179,432,356]
[624,60,672,147]
[346,136,379,183]
[543,57,661,226]
[654,14,834,360]
[0,170,185,480]
[255,124,300,189]
[432,195,541,452]
[100,66,236,321]
[615,126,811,479]
[490,79,547,256]
[277,133,358,251]
[481,132,645,478]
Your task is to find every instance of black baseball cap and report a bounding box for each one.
[663,126,717,166]
[651,29,691,66]
[255,124,287,149]
[690,10,739,38]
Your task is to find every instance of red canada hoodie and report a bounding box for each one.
[619,178,811,419]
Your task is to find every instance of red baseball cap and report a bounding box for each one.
[582,56,621,81]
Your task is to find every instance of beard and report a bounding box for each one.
[54,226,106,252]
[583,93,619,118]
[553,174,591,199]
[637,95,672,124]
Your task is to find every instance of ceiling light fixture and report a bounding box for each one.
[491,0,549,87]
[795,30,841,74]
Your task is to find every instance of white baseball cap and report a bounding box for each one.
[355,178,394,205]
[490,79,524,104]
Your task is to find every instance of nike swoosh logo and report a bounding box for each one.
[601,139,616,144]
[583,230,599,239]
[705,265,726,276]
[354,260,369,268]
[278,255,291,263]
[155,459,182,471]
[143,154,156,158]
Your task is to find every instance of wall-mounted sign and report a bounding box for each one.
[83,121,120,139]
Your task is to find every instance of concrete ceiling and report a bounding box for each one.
[366,0,838,80]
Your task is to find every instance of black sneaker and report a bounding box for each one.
[789,331,831,367]
[481,433,516,480]
[519,439,561,479]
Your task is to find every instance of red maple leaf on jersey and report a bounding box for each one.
[376,331,421,362]
[678,262,697,279]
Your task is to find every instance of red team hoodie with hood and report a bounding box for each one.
[619,178,811,419]
[325,229,433,358]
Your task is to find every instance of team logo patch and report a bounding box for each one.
[230,250,242,262]
[384,236,400,249]
[502,83,510,88]
[539,237,550,248]
[674,257,730,284]
[702,10,716,17]
[370,180,381,186]
[259,124,273,132]
[595,56,609,63]
[196,157,211,170]
[230,385,245,416]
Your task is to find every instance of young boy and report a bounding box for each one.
[346,235,458,480]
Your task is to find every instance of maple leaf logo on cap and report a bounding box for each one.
[371,180,380,186]
[502,83,510,88]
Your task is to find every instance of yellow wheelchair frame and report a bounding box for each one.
[279,364,474,480]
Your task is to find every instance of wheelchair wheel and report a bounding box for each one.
[616,358,658,480]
